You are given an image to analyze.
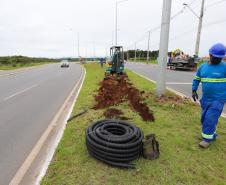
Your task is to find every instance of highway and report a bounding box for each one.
[126,62,226,114]
[0,63,83,185]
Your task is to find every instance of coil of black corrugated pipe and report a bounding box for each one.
[86,120,144,169]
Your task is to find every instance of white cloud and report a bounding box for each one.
[0,0,225,57]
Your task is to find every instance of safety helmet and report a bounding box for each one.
[209,43,226,58]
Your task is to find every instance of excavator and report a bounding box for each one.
[106,46,125,76]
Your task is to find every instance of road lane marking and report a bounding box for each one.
[0,64,49,78]
[4,85,38,101]
[9,67,86,185]
[127,69,226,118]
[166,82,192,85]
[0,72,16,77]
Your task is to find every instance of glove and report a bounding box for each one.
[192,91,198,102]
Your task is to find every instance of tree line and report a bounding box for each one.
[0,56,57,67]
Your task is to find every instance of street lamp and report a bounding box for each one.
[69,28,80,58]
[183,0,205,57]
[115,0,128,46]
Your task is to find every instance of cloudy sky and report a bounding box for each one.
[0,0,225,58]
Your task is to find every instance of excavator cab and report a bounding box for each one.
[106,46,124,75]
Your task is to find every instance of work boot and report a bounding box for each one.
[199,141,211,149]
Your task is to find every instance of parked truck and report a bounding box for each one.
[168,49,198,71]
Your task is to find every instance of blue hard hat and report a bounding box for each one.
[209,43,226,58]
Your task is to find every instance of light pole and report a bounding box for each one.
[147,31,151,63]
[127,48,129,61]
[112,31,114,46]
[156,0,172,96]
[69,28,80,58]
[115,0,128,46]
[134,42,137,62]
[138,50,141,61]
[77,32,80,58]
[183,0,205,57]
[93,42,96,58]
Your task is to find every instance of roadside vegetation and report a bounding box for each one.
[42,63,226,185]
[0,56,57,70]
[128,58,158,64]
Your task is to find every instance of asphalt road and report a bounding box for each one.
[126,62,226,114]
[0,63,83,185]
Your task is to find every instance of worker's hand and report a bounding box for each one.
[192,91,198,102]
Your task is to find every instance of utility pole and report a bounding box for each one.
[195,0,205,57]
[134,43,137,62]
[93,42,96,58]
[138,50,141,61]
[147,31,151,63]
[156,0,172,96]
[85,48,87,61]
[112,31,114,46]
[106,47,108,57]
[127,49,129,61]
[77,32,80,58]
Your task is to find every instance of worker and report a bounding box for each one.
[99,58,104,68]
[192,43,226,148]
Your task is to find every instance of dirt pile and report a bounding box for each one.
[143,92,184,104]
[94,75,154,122]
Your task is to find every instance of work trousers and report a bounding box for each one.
[200,99,225,142]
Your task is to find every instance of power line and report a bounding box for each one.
[203,18,226,27]
[170,18,226,42]
[205,0,226,9]
[126,0,198,48]
[126,0,226,51]
[131,18,226,50]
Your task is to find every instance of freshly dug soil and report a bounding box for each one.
[103,108,128,120]
[94,75,154,122]
[104,108,123,118]
[143,92,184,104]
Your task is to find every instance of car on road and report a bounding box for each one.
[60,60,69,68]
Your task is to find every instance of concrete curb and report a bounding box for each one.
[130,70,226,118]
[9,65,86,185]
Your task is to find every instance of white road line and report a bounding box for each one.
[128,69,226,118]
[166,82,192,85]
[0,72,16,77]
[0,64,48,78]
[4,85,38,101]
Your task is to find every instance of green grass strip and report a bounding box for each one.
[42,63,226,185]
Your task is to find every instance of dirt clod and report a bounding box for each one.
[94,75,155,122]
[104,108,123,118]
[103,108,128,120]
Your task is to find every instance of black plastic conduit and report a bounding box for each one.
[86,120,144,168]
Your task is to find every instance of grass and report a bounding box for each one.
[42,63,226,185]
[129,59,158,64]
